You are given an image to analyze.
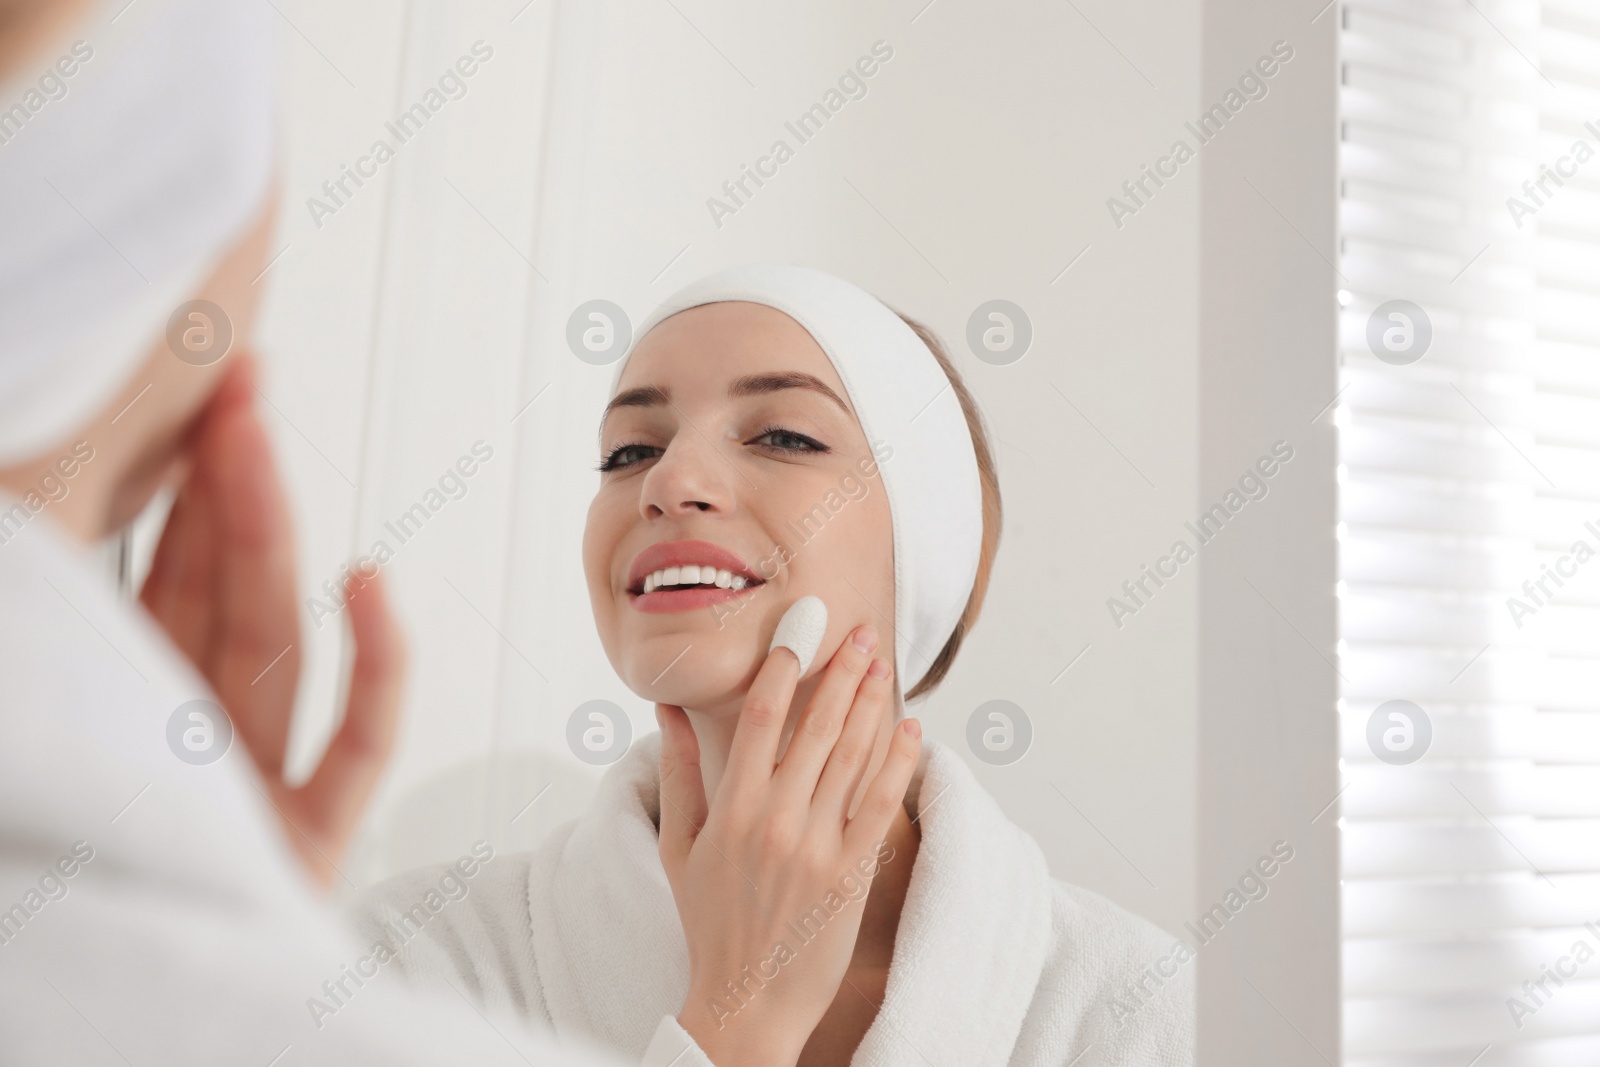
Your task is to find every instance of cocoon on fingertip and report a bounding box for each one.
[768,596,828,675]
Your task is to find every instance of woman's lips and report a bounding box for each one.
[625,538,766,613]
[631,584,762,614]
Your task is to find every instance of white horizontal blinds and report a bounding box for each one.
[1336,0,1600,1062]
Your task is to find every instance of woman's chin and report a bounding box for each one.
[629,678,738,714]
[623,648,758,713]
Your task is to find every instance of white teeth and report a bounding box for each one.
[639,564,755,593]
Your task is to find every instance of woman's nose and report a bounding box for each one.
[639,436,734,519]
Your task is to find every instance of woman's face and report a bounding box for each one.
[583,301,895,714]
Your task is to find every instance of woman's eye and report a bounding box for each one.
[751,427,829,454]
[597,444,661,472]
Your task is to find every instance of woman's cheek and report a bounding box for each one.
[580,508,623,656]
[804,627,849,682]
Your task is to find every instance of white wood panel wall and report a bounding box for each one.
[253,0,561,877]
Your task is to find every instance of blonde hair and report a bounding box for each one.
[894,313,1003,702]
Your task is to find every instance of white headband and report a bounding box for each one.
[0,0,276,465]
[618,264,985,696]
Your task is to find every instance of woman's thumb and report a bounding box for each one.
[656,704,707,871]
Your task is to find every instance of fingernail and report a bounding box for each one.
[904,718,921,739]
[852,626,878,654]
[867,658,890,679]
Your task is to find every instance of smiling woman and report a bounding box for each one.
[357,265,1194,1066]
[583,298,902,731]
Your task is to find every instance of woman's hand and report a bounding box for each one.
[657,626,921,1067]
[139,356,406,890]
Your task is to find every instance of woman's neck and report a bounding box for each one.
[855,802,919,960]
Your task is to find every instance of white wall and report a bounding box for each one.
[244,0,1337,1056]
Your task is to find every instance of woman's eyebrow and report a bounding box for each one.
[598,385,669,436]
[728,372,849,412]
[597,373,848,438]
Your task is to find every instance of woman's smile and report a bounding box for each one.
[627,538,766,613]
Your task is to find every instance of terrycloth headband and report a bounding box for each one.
[0,0,275,465]
[616,264,985,696]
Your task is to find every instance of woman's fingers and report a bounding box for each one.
[772,626,878,800]
[811,656,895,824]
[287,571,406,883]
[843,717,922,857]
[133,355,409,893]
[661,610,921,1064]
[720,646,800,800]
[201,359,303,777]
[138,474,218,665]
[656,703,707,877]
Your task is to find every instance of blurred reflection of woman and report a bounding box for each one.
[0,0,716,1062]
[361,265,1194,1066]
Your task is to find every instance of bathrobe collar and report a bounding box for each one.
[524,733,1056,1066]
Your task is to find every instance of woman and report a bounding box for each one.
[359,265,1194,1065]
[0,0,702,1062]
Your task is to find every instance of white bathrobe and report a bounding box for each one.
[0,503,705,1067]
[359,732,1195,1066]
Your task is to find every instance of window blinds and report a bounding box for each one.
[1339,0,1600,1062]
